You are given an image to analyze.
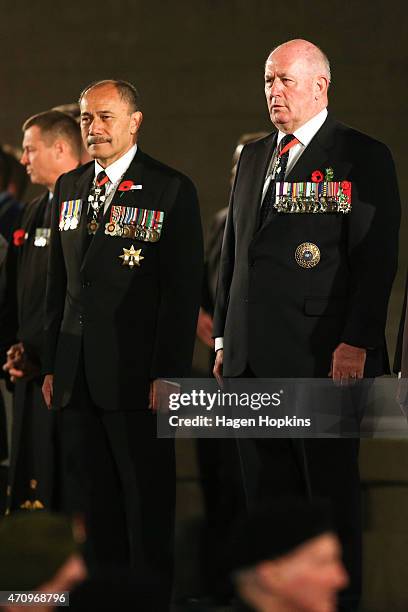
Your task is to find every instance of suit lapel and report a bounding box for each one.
[285,114,337,182]
[251,133,277,235]
[81,149,145,271]
[73,164,94,262]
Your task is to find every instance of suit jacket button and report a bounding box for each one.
[79,315,84,324]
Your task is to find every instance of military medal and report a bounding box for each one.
[295,243,320,268]
[105,205,165,242]
[59,199,83,231]
[105,222,116,235]
[119,245,144,268]
[88,220,99,234]
[34,228,51,247]
[274,179,352,214]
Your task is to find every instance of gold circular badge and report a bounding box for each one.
[295,242,320,268]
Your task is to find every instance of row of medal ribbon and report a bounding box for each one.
[275,181,352,199]
[273,181,352,214]
[105,205,164,241]
[59,200,165,242]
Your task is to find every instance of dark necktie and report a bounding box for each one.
[259,134,298,226]
[87,170,109,235]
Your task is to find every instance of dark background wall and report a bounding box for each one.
[1,0,407,350]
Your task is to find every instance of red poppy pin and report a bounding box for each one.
[118,180,134,192]
[341,181,351,194]
[311,170,324,183]
[13,228,26,247]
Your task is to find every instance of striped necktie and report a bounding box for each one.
[259,134,299,226]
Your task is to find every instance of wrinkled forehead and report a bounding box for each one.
[80,85,125,113]
[265,49,311,76]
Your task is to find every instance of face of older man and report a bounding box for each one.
[80,84,142,167]
[264,43,328,133]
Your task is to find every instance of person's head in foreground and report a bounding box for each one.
[229,498,348,612]
[0,512,87,611]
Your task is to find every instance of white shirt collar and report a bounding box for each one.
[94,144,138,184]
[277,108,328,147]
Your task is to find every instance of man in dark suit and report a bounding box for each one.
[213,39,400,610]
[42,80,203,607]
[0,110,82,511]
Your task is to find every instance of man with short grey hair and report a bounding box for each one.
[213,39,400,610]
[0,110,81,512]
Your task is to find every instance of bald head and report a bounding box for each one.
[264,39,330,133]
[268,39,331,82]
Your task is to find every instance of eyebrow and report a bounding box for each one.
[81,110,114,116]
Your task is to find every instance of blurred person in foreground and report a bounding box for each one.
[0,512,87,611]
[0,110,81,511]
[229,499,348,612]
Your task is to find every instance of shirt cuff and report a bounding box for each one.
[215,337,224,352]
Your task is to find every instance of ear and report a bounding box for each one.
[53,139,65,160]
[130,111,143,136]
[314,75,329,100]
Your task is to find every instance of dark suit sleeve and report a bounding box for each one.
[394,271,408,373]
[43,178,67,374]
[150,176,203,378]
[341,143,400,348]
[0,209,24,365]
[212,153,243,339]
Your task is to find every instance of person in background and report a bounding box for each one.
[195,132,268,606]
[52,103,92,164]
[0,148,24,262]
[0,110,81,512]
[2,145,29,201]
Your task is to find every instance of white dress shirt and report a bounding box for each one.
[215,108,328,352]
[92,144,138,214]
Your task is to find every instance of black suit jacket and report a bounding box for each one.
[213,114,400,377]
[44,148,203,410]
[0,192,51,367]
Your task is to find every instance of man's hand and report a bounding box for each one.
[42,374,54,409]
[196,308,214,348]
[3,342,40,382]
[149,379,180,413]
[213,349,224,387]
[329,342,366,383]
